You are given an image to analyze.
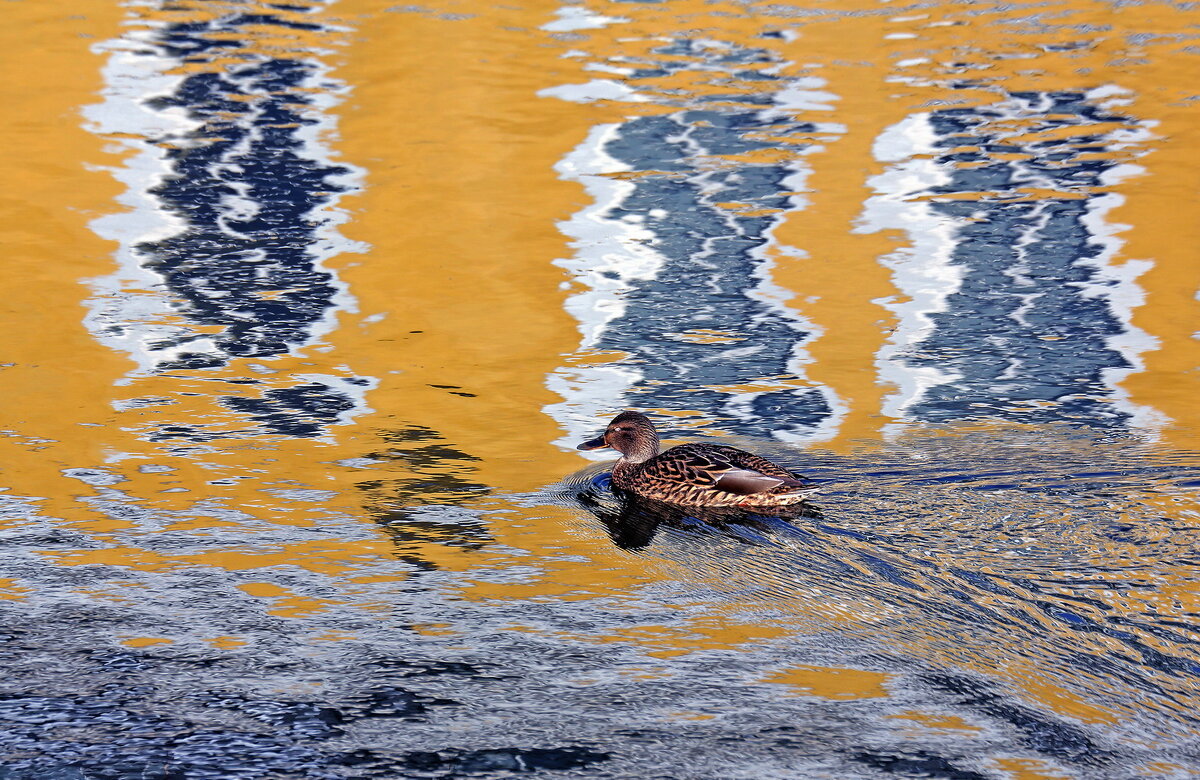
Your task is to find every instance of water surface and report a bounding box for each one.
[1,0,1199,777]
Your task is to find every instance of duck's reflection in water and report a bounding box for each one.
[575,472,823,551]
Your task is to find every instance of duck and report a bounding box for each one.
[577,411,817,508]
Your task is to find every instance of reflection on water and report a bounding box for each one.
[548,35,838,444]
[1,0,1199,777]
[547,50,1160,444]
[874,92,1157,430]
[85,0,373,441]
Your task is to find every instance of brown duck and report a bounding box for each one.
[577,411,817,508]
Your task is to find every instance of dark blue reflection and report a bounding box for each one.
[590,40,829,439]
[908,92,1142,427]
[222,380,365,438]
[110,7,374,441]
[135,11,351,369]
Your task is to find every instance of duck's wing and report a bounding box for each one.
[647,444,813,497]
[706,445,805,481]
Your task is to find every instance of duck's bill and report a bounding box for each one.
[576,435,608,451]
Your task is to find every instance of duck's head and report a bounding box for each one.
[577,411,661,462]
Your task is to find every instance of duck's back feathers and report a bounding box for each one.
[613,443,816,507]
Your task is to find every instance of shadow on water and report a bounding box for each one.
[571,470,824,551]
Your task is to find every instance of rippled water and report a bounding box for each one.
[1,0,1199,777]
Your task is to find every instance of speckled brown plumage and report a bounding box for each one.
[577,412,817,508]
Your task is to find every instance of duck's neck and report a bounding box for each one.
[611,440,659,486]
[619,437,660,464]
